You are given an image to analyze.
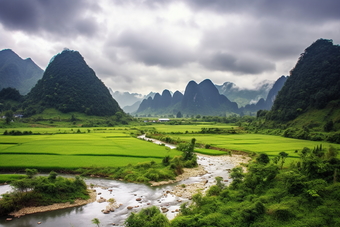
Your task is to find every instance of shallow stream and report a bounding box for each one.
[0,137,234,226]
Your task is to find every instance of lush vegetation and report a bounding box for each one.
[126,148,340,226]
[0,169,89,216]
[125,206,170,227]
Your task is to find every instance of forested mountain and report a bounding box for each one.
[266,39,340,122]
[24,49,122,116]
[137,90,184,114]
[0,49,43,95]
[215,81,273,107]
[181,79,239,115]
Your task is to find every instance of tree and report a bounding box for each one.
[256,153,270,165]
[11,179,32,198]
[176,111,183,118]
[48,171,58,180]
[25,168,38,178]
[279,152,289,170]
[324,120,334,132]
[124,206,170,227]
[4,110,13,124]
[91,218,100,227]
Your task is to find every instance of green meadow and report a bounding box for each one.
[1,124,339,171]
[0,129,182,170]
[152,133,340,164]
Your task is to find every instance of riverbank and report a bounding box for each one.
[150,165,207,186]
[9,190,97,218]
[153,153,251,198]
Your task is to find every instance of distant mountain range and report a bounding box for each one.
[24,49,122,116]
[0,49,44,95]
[114,79,279,115]
[134,75,285,116]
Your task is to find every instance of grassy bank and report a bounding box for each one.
[0,174,26,184]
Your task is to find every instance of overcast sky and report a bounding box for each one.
[1,0,339,95]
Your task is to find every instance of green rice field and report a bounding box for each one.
[1,125,339,170]
[167,133,340,160]
[0,129,182,170]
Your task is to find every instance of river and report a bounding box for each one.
[0,136,236,226]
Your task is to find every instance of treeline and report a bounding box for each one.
[126,146,340,226]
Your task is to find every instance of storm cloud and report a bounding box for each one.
[0,0,339,94]
[0,0,101,37]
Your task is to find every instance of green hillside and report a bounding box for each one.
[24,49,122,116]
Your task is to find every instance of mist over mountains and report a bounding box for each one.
[215,81,273,107]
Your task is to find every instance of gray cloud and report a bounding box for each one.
[0,0,101,37]
[201,52,275,74]
[112,30,195,67]
[144,0,340,23]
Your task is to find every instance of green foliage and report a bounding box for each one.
[25,168,38,178]
[324,120,334,132]
[91,218,100,227]
[0,87,23,102]
[162,155,170,166]
[256,153,270,165]
[279,151,289,170]
[0,174,89,216]
[164,153,340,226]
[4,110,14,124]
[125,206,170,227]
